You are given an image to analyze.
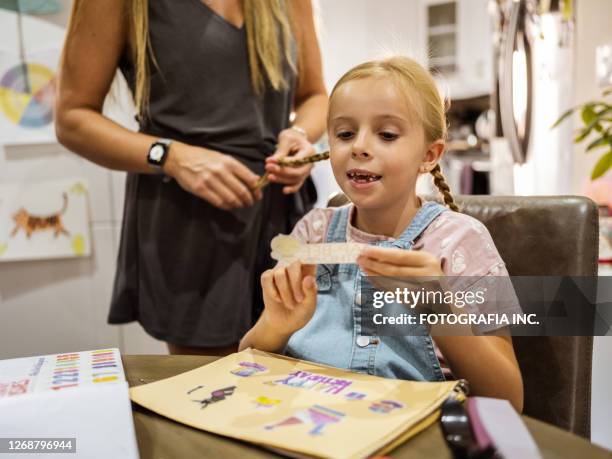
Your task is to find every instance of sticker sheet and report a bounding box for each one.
[130,349,462,459]
[0,348,139,459]
[0,348,125,398]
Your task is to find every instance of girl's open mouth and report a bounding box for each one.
[346,169,382,184]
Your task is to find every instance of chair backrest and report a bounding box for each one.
[327,193,597,437]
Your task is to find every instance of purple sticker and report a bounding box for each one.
[345,391,367,400]
[369,400,404,414]
[231,362,267,377]
[269,370,353,395]
[192,386,237,409]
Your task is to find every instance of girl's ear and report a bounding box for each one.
[419,140,445,173]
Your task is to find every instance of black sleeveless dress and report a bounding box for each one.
[108,0,316,346]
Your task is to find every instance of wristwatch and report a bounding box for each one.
[147,138,172,170]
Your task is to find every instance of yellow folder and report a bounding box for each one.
[130,349,466,459]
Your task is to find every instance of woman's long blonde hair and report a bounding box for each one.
[68,0,296,116]
[329,56,459,212]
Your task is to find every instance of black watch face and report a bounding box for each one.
[149,143,166,165]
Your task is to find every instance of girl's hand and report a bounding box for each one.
[261,261,318,335]
[357,246,448,327]
[164,143,262,210]
[357,246,444,278]
[265,128,315,194]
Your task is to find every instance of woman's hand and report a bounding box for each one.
[357,246,444,278]
[265,128,315,194]
[260,261,318,335]
[164,142,262,210]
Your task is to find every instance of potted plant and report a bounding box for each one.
[553,87,612,179]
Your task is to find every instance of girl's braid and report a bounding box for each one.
[430,164,459,212]
[277,151,330,167]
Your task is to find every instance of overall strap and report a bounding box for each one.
[325,205,351,243]
[393,201,448,247]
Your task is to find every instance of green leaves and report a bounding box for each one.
[592,151,612,180]
[586,135,610,152]
[552,87,612,180]
[551,107,576,129]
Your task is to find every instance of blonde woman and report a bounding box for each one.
[56,0,327,356]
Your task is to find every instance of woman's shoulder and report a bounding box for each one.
[290,206,348,244]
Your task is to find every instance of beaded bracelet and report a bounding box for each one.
[290,125,308,137]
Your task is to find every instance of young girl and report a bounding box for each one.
[239,56,523,412]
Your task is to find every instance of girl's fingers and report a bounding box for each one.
[273,267,296,309]
[360,246,431,267]
[301,275,317,303]
[302,265,317,297]
[304,265,317,278]
[287,261,304,302]
[261,270,281,303]
[358,256,431,277]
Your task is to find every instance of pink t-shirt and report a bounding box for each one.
[290,202,517,379]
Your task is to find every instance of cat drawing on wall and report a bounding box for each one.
[11,193,70,239]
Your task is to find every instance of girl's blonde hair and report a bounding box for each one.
[329,56,459,212]
[68,0,296,117]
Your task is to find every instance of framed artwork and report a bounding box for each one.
[0,6,64,145]
[0,178,91,262]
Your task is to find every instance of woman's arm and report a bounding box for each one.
[289,0,328,142]
[55,0,155,173]
[265,0,328,194]
[55,0,261,209]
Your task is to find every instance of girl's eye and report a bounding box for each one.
[336,131,354,140]
[380,131,398,141]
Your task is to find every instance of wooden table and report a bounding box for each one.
[124,355,611,459]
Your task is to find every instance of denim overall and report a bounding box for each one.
[285,202,449,382]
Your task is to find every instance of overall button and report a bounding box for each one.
[355,292,362,306]
[356,336,370,347]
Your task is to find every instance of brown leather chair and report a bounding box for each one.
[327,193,597,438]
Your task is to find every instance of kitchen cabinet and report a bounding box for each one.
[421,0,494,99]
